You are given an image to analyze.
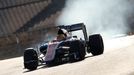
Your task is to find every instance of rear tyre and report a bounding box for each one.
[24,49,38,70]
[88,34,104,56]
[69,40,86,61]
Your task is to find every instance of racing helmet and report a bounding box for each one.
[58,28,68,37]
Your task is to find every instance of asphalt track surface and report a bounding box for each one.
[1,35,134,75]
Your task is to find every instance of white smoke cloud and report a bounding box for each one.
[56,0,133,38]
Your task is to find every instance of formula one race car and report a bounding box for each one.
[23,23,104,70]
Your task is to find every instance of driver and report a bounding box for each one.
[56,29,67,41]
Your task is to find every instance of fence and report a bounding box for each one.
[0,0,66,60]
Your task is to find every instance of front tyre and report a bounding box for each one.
[24,48,38,70]
[88,34,104,56]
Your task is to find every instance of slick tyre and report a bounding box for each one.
[24,49,38,70]
[70,40,86,61]
[88,34,104,56]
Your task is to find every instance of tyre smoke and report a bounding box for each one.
[56,0,133,38]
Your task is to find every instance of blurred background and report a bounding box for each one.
[0,0,134,60]
[0,0,66,60]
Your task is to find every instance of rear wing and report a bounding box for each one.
[58,23,88,41]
